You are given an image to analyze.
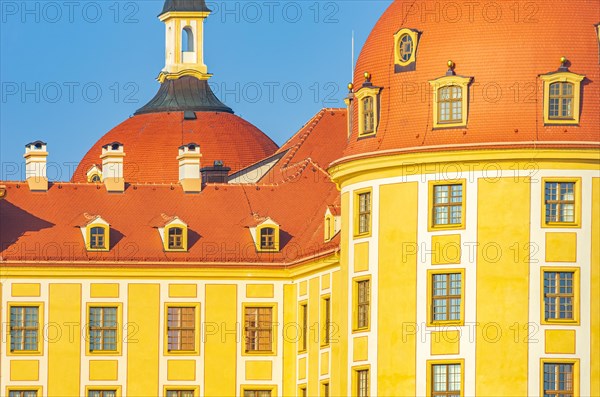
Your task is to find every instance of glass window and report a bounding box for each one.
[9,392,38,397]
[438,85,462,123]
[433,184,463,226]
[167,307,195,351]
[260,228,276,250]
[89,307,117,352]
[357,280,370,329]
[543,363,574,397]
[357,192,371,235]
[362,97,375,134]
[90,227,106,249]
[324,297,331,345]
[243,391,271,397]
[166,391,194,397]
[357,369,369,397]
[545,182,575,223]
[398,34,413,62]
[10,306,39,352]
[432,364,461,397]
[432,273,462,322]
[245,307,273,352]
[548,82,574,119]
[88,391,116,397]
[300,303,308,351]
[168,227,184,250]
[544,272,574,320]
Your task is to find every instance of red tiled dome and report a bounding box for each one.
[342,0,600,159]
[72,112,278,183]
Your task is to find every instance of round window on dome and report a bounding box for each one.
[393,28,419,71]
[398,34,413,62]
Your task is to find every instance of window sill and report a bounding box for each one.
[432,122,468,130]
[242,350,277,357]
[427,320,464,327]
[7,349,43,356]
[542,221,581,229]
[541,319,580,326]
[428,223,465,232]
[87,350,122,357]
[165,350,200,356]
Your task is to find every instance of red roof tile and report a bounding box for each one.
[1,109,347,266]
[342,0,600,160]
[71,112,278,184]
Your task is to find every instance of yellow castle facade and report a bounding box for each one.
[1,1,599,396]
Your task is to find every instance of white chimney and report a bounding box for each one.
[100,142,126,193]
[24,141,48,192]
[177,143,202,193]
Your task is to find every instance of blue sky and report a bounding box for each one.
[0,0,392,181]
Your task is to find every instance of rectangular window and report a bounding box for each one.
[88,391,116,397]
[543,363,574,397]
[356,192,371,235]
[322,382,330,397]
[433,184,463,226]
[300,303,308,351]
[90,227,106,249]
[168,228,184,250]
[9,392,38,397]
[357,369,369,397]
[432,364,462,397]
[245,307,273,352]
[548,82,574,119]
[167,307,195,351]
[260,228,276,250]
[299,386,307,397]
[89,307,118,352]
[438,86,463,123]
[432,273,462,323]
[544,272,574,320]
[243,391,271,397]
[323,297,331,345]
[357,280,370,329]
[10,306,39,352]
[166,391,194,397]
[545,182,575,224]
[362,97,375,135]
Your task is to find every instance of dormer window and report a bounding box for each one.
[355,73,382,137]
[250,217,281,252]
[153,215,189,252]
[438,85,463,124]
[429,64,472,129]
[260,227,276,250]
[393,28,420,72]
[540,60,584,125]
[362,97,375,134]
[168,227,184,250]
[77,214,111,252]
[549,82,573,119]
[324,206,341,242]
[90,227,106,249]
